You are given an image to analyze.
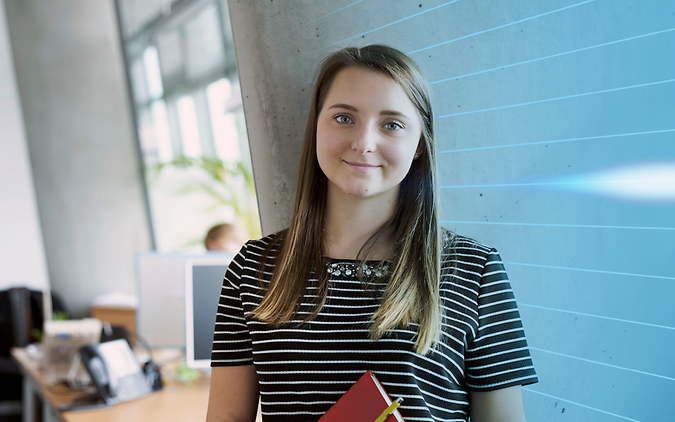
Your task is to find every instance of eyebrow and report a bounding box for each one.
[327,103,409,119]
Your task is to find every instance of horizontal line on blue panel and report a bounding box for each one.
[522,388,641,422]
[408,0,594,55]
[429,27,675,84]
[438,128,675,153]
[439,179,675,189]
[438,79,675,118]
[439,220,675,231]
[308,0,462,54]
[505,261,675,281]
[529,347,675,381]
[302,0,364,25]
[518,303,675,331]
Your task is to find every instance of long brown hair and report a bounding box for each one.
[252,45,442,354]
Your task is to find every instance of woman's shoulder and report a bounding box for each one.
[440,229,501,275]
[441,228,494,255]
[440,229,503,287]
[241,229,287,257]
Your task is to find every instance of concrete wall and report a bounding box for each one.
[0,0,49,291]
[3,0,152,315]
[227,0,327,234]
[229,1,675,421]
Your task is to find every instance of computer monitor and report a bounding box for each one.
[137,253,200,348]
[184,257,233,369]
[136,252,233,349]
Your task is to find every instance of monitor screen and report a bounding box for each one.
[185,258,232,368]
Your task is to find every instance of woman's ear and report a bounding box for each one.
[414,142,423,160]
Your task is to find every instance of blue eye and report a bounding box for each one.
[384,122,403,131]
[334,114,352,124]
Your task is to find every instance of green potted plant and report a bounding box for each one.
[151,155,262,241]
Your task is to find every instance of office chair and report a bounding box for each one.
[0,287,67,421]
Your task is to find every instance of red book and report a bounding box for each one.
[318,371,405,422]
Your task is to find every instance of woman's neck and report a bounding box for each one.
[323,187,397,260]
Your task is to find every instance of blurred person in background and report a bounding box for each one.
[204,223,245,254]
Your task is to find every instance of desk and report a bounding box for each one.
[11,347,210,422]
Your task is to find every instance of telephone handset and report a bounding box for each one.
[79,343,117,404]
[60,339,154,411]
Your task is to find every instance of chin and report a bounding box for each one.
[346,187,384,199]
[329,180,388,199]
[347,191,372,198]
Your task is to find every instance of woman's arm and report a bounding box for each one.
[206,365,259,422]
[470,386,528,422]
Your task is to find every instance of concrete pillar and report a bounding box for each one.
[227,0,323,234]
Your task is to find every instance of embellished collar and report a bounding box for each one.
[325,259,391,278]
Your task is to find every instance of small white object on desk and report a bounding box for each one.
[42,318,102,385]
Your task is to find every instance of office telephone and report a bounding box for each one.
[59,339,156,411]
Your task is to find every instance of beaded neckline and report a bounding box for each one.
[325,259,391,278]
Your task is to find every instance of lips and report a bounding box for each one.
[343,160,380,169]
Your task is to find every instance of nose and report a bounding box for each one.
[350,123,377,155]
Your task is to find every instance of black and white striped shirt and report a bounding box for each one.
[211,232,537,422]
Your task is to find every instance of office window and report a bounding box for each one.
[150,100,173,163]
[143,46,164,100]
[177,95,202,157]
[116,0,260,252]
[207,78,241,161]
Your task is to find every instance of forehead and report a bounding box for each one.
[322,66,417,113]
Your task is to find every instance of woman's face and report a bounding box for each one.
[316,66,423,203]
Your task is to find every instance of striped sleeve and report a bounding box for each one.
[210,243,254,366]
[464,248,538,391]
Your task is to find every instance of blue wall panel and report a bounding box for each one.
[275,0,675,420]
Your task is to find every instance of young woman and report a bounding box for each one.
[206,45,537,422]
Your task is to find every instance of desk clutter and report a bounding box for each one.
[19,319,163,412]
[2,257,229,421]
[58,340,157,411]
[12,346,211,422]
[42,318,102,386]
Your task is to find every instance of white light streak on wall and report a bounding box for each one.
[556,161,675,202]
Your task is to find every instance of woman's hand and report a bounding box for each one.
[470,386,528,422]
[206,365,259,422]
